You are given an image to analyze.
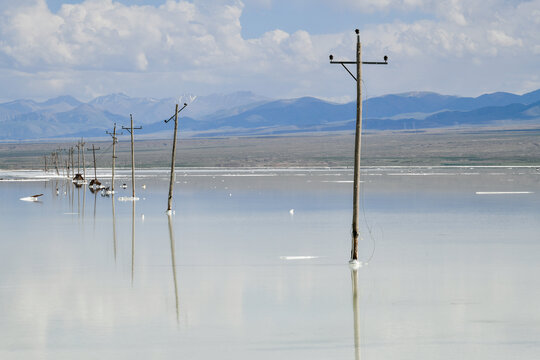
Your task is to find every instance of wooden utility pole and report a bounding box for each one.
[81,138,87,181]
[165,103,188,213]
[52,151,59,175]
[44,155,48,172]
[76,143,81,173]
[330,29,388,264]
[87,144,101,186]
[70,147,75,178]
[123,115,142,199]
[106,124,120,193]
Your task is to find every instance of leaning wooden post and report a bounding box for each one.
[167,104,179,213]
[165,103,188,213]
[351,30,362,262]
[165,103,187,214]
[106,124,120,193]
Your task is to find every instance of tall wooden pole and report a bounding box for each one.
[351,30,362,262]
[81,138,87,180]
[111,124,117,193]
[53,152,59,175]
[167,104,179,213]
[130,115,135,198]
[122,116,141,199]
[329,29,388,264]
[77,144,80,173]
[70,147,74,178]
[92,144,97,181]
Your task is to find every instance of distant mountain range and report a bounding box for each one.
[1,89,539,140]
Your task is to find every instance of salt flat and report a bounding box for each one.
[0,167,539,359]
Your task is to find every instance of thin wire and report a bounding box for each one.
[360,79,377,264]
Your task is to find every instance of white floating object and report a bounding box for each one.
[229,193,232,197]
[289,209,295,215]
[280,256,319,260]
[141,214,145,221]
[141,184,146,189]
[475,191,533,195]
[20,194,43,202]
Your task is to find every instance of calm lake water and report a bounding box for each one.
[1,167,540,359]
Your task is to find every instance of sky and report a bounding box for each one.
[0,0,539,102]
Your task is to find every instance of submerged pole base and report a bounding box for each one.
[348,259,362,270]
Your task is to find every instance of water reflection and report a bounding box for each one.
[131,200,135,286]
[351,268,361,360]
[112,195,117,262]
[167,214,180,323]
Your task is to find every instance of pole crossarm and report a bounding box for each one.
[164,103,188,124]
[329,56,388,83]
[330,61,388,65]
[122,126,142,133]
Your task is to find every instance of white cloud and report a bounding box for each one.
[0,0,538,101]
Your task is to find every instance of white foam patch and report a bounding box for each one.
[118,196,140,201]
[280,256,320,260]
[476,191,533,195]
[321,180,354,183]
[388,173,455,176]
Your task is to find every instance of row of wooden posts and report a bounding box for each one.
[42,30,386,264]
[44,103,188,213]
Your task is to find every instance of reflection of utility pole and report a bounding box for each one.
[165,103,188,213]
[131,201,136,286]
[330,29,388,265]
[167,214,180,323]
[112,195,117,262]
[123,115,142,199]
[106,124,121,193]
[351,269,361,360]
